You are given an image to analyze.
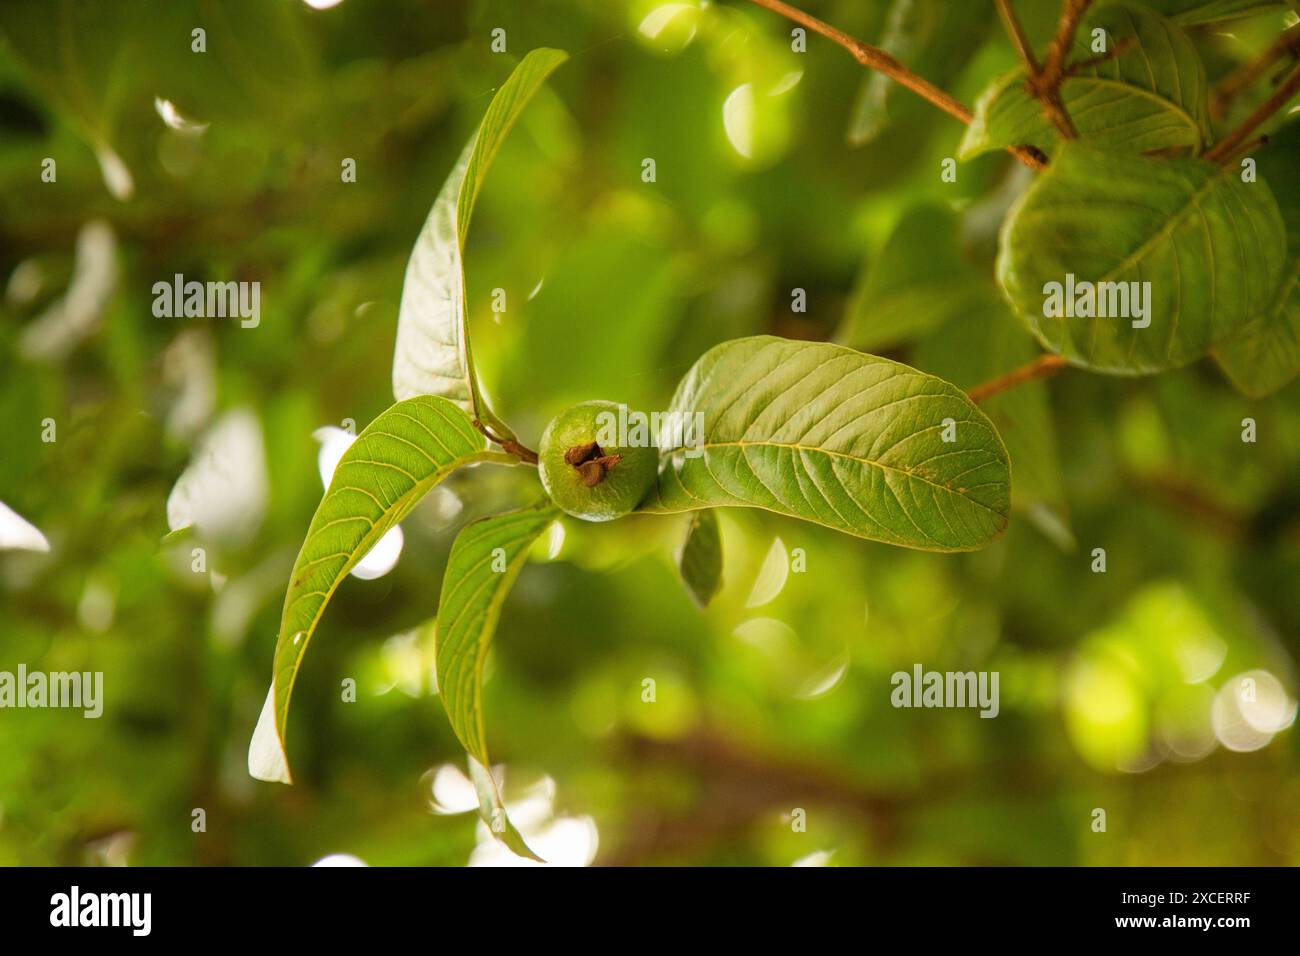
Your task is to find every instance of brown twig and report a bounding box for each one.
[1205,63,1300,163]
[999,0,1092,140]
[744,0,1046,171]
[968,354,1069,403]
[1224,134,1269,166]
[1210,23,1300,120]
[1040,0,1093,89]
[473,418,538,464]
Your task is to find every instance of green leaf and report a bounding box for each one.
[916,296,1072,548]
[467,755,544,863]
[252,396,500,784]
[838,204,994,351]
[678,510,723,608]
[391,47,568,439]
[435,499,558,769]
[1214,122,1300,397]
[962,2,1209,162]
[1214,263,1300,396]
[1140,0,1289,24]
[998,143,1286,373]
[639,336,1011,552]
[847,0,989,146]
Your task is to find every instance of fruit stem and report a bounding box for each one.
[473,418,539,465]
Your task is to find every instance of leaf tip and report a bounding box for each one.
[248,683,294,785]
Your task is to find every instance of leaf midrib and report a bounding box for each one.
[661,437,1004,518]
[1064,75,1202,146]
[1084,160,1229,287]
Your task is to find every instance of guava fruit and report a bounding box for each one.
[538,400,658,522]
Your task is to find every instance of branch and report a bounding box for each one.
[744,0,1046,171]
[1210,22,1300,120]
[1223,133,1269,166]
[995,0,1041,74]
[1205,63,1300,163]
[999,0,1092,140]
[968,354,1068,403]
[1040,0,1093,91]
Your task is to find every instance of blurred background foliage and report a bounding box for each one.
[0,0,1297,866]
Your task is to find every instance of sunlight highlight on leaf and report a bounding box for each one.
[153,96,208,133]
[0,501,50,553]
[636,2,701,50]
[248,685,290,783]
[167,409,268,546]
[745,536,788,609]
[19,220,117,361]
[313,426,404,580]
[94,142,133,201]
[723,83,756,159]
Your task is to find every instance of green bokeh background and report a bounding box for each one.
[0,0,1296,866]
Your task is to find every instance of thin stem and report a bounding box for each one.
[1224,133,1269,166]
[1003,0,1093,140]
[473,418,539,464]
[996,0,1040,74]
[1040,0,1093,89]
[1210,23,1300,120]
[747,0,970,122]
[1205,63,1300,163]
[744,0,1046,170]
[968,354,1068,403]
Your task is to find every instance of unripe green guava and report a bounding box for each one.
[538,400,658,522]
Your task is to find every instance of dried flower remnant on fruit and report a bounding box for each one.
[566,441,622,487]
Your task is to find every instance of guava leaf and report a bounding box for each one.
[961,2,1208,161]
[435,500,558,769]
[916,296,1072,548]
[467,756,544,863]
[253,396,497,784]
[638,336,1011,552]
[1139,0,1289,24]
[1214,263,1300,397]
[838,204,993,351]
[1214,121,1300,397]
[678,509,723,608]
[391,47,568,440]
[997,143,1286,374]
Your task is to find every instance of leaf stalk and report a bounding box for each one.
[968,354,1068,403]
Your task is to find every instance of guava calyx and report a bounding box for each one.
[564,440,622,487]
